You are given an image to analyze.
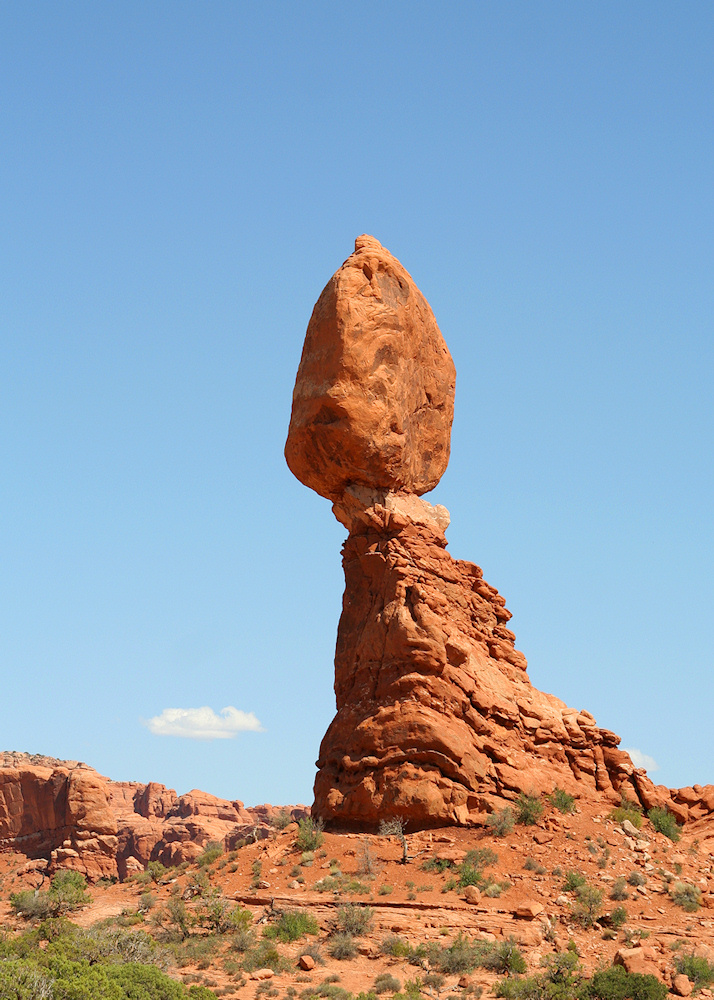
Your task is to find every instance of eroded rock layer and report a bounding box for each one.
[313,496,713,829]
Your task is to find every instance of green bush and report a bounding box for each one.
[336,904,373,937]
[563,871,587,892]
[146,861,169,883]
[571,885,603,927]
[242,940,286,972]
[515,793,544,826]
[609,878,629,901]
[674,953,714,990]
[421,857,454,873]
[374,974,402,995]
[610,906,628,929]
[670,882,701,912]
[486,807,514,838]
[548,788,576,814]
[480,937,526,975]
[609,796,643,829]
[381,935,411,959]
[264,909,318,942]
[627,871,647,887]
[581,964,667,1000]
[328,933,358,960]
[296,817,325,852]
[270,810,293,830]
[429,933,491,974]
[197,841,224,867]
[523,857,547,874]
[10,871,92,920]
[647,807,680,842]
[496,950,581,1000]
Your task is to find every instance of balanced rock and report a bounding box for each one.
[285,235,456,502]
[286,237,714,831]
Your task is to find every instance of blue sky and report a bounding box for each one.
[1,2,712,806]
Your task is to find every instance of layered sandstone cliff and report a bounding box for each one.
[0,752,306,879]
[286,236,714,830]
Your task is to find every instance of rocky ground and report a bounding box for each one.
[3,797,714,999]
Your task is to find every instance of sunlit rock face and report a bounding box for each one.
[285,235,456,503]
[286,236,698,831]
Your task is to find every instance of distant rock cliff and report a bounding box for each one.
[0,752,307,880]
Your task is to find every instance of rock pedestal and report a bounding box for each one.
[286,236,713,830]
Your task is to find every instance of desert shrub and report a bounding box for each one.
[610,878,629,901]
[171,933,221,968]
[515,793,544,826]
[670,882,701,912]
[647,807,680,842]
[270,810,292,830]
[197,841,224,867]
[265,908,319,942]
[336,904,373,937]
[496,950,581,1000]
[185,870,211,899]
[480,937,526,975]
[610,906,628,929]
[9,890,53,920]
[421,857,454,873]
[300,941,325,967]
[381,935,411,959]
[457,865,483,889]
[139,891,157,912]
[571,885,603,927]
[229,927,257,953]
[523,857,547,874]
[674,953,714,990]
[610,796,643,829]
[314,873,370,895]
[155,894,192,940]
[374,974,402,995]
[563,871,587,892]
[146,860,168,883]
[242,940,287,972]
[329,933,358,960]
[548,788,576,814]
[379,885,393,895]
[296,817,324,852]
[482,880,510,898]
[486,807,514,838]
[465,847,498,868]
[430,933,491,974]
[627,871,647,886]
[581,965,667,1000]
[11,871,91,920]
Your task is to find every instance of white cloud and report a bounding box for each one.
[622,747,659,773]
[144,706,264,740]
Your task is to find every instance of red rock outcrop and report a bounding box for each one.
[0,753,307,880]
[286,237,714,831]
[0,754,118,878]
[285,235,456,502]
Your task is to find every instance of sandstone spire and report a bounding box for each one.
[286,237,691,830]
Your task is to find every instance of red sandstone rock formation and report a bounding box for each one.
[286,236,714,831]
[0,752,307,879]
[285,235,456,502]
[0,754,117,878]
